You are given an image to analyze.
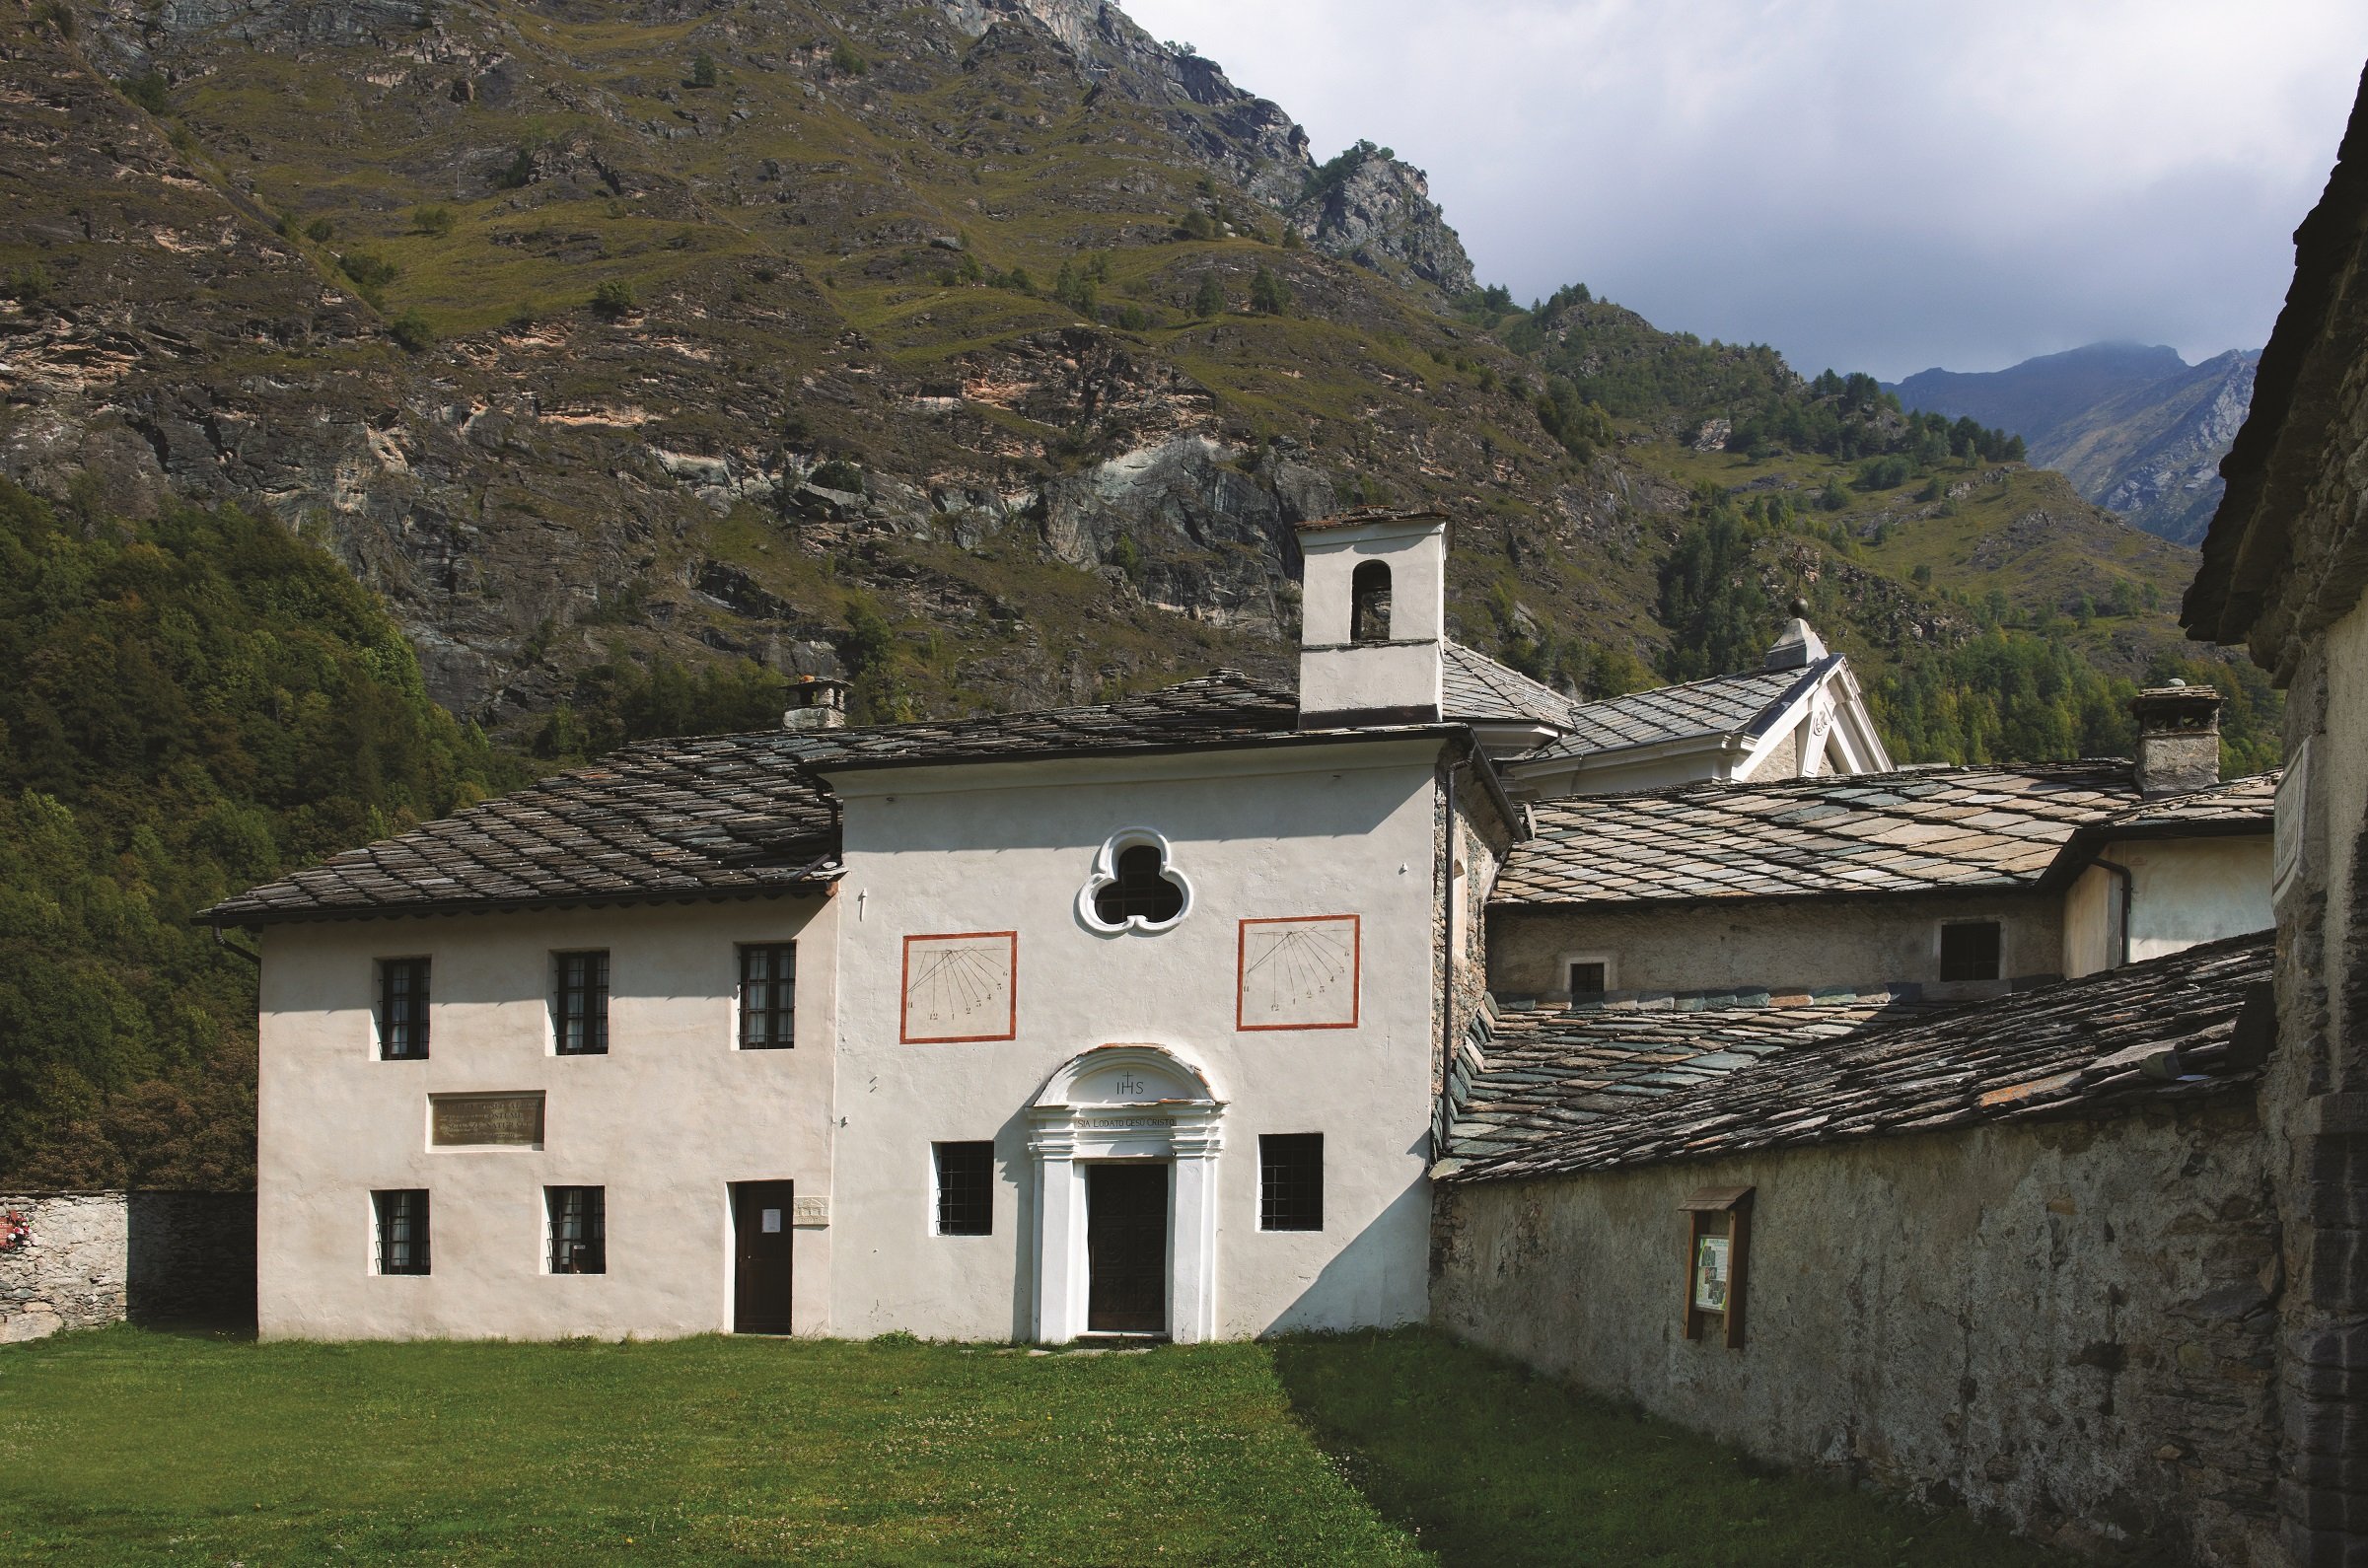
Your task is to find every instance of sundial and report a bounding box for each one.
[900,932,1018,1042]
[1237,914,1361,1031]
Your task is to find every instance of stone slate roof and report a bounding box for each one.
[200,671,1433,925]
[2108,771,2279,833]
[1435,985,1954,1176]
[1440,930,2271,1181]
[1523,657,1834,764]
[1441,642,1577,727]
[1493,762,2140,908]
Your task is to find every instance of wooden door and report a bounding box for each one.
[1086,1163,1169,1334]
[732,1181,795,1334]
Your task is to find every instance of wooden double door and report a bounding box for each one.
[732,1181,795,1334]
[1085,1163,1169,1335]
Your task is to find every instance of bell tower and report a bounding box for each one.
[1294,508,1447,728]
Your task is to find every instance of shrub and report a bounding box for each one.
[1910,562,1934,586]
[829,41,867,76]
[1177,209,1216,242]
[1111,303,1155,331]
[589,280,637,320]
[412,204,455,238]
[304,216,334,244]
[1853,455,1911,491]
[688,51,718,89]
[504,303,539,332]
[123,71,171,114]
[388,309,434,352]
[5,263,54,304]
[31,0,74,37]
[999,265,1035,295]
[1279,224,1302,250]
[1051,259,1097,317]
[1192,269,1224,318]
[809,459,865,494]
[1817,482,1850,512]
[337,251,400,290]
[495,143,538,190]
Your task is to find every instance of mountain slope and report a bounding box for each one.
[1891,343,2258,544]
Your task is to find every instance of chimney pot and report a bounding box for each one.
[2130,684,2221,797]
[783,675,849,732]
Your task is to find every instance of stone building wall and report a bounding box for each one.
[1430,1100,2281,1565]
[0,1191,255,1341]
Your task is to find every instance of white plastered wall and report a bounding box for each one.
[1297,518,1446,721]
[2061,836,2274,978]
[823,739,1443,1343]
[254,895,838,1340]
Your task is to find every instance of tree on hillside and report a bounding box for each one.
[1192,270,1224,318]
[1249,265,1291,316]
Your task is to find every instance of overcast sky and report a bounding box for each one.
[1121,0,2368,380]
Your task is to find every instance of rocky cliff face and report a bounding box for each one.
[1891,342,2259,544]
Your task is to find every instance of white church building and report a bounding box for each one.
[202,508,1902,1343]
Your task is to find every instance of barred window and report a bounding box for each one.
[1940,921,2002,982]
[374,1189,430,1275]
[553,951,610,1056]
[1259,1134,1324,1232]
[1568,962,1608,998]
[378,959,430,1060]
[546,1186,606,1275]
[934,1141,995,1236]
[739,945,796,1049]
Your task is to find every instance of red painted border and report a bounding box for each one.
[899,930,1019,1043]
[1236,914,1361,1032]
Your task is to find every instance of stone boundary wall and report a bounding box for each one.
[0,1191,255,1341]
[1430,1099,2280,1566]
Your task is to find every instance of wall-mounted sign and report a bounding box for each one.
[1680,1185,1754,1348]
[430,1093,545,1149]
[792,1197,829,1227]
[900,931,1018,1043]
[1237,914,1361,1032]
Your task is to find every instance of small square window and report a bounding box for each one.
[378,959,430,1059]
[1568,962,1608,997]
[1940,921,2002,982]
[554,951,610,1055]
[1259,1134,1324,1232]
[739,945,796,1049]
[546,1186,606,1274]
[374,1189,430,1275]
[933,1142,995,1236]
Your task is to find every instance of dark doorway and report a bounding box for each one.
[731,1181,795,1334]
[1086,1163,1169,1334]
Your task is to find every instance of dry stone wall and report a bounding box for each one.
[0,1192,254,1341]
[1431,1100,2281,1566]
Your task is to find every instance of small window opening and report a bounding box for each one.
[1568,962,1608,998]
[1349,560,1393,644]
[378,959,430,1060]
[1094,844,1184,926]
[933,1141,996,1236]
[739,944,796,1048]
[554,951,610,1055]
[1940,921,2002,982]
[546,1186,607,1274]
[1259,1134,1325,1232]
[374,1189,430,1275]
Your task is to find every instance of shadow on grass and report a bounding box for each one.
[1269,1327,2077,1568]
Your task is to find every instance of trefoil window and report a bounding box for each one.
[934,1142,995,1237]
[374,1189,430,1275]
[554,951,610,1055]
[1077,828,1192,934]
[739,945,796,1048]
[378,959,430,1060]
[547,1186,607,1274]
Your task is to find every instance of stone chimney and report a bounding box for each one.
[1295,508,1447,728]
[1764,598,1829,672]
[2131,680,2222,797]
[783,675,850,733]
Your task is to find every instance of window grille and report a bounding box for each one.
[374,1189,430,1275]
[553,951,610,1055]
[1349,560,1393,643]
[739,945,796,1049]
[934,1142,996,1236]
[1940,921,2002,982]
[547,1186,607,1274]
[1259,1134,1325,1232]
[378,959,430,1059]
[1568,962,1608,997]
[1093,844,1184,926]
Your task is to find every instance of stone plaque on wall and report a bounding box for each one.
[430,1093,545,1149]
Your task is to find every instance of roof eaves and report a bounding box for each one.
[805,723,1466,774]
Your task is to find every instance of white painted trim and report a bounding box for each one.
[1075,826,1194,935]
[1027,1043,1225,1344]
[1555,951,1617,997]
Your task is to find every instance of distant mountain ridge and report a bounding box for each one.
[1889,342,2258,545]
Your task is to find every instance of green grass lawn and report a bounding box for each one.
[0,1325,2066,1566]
